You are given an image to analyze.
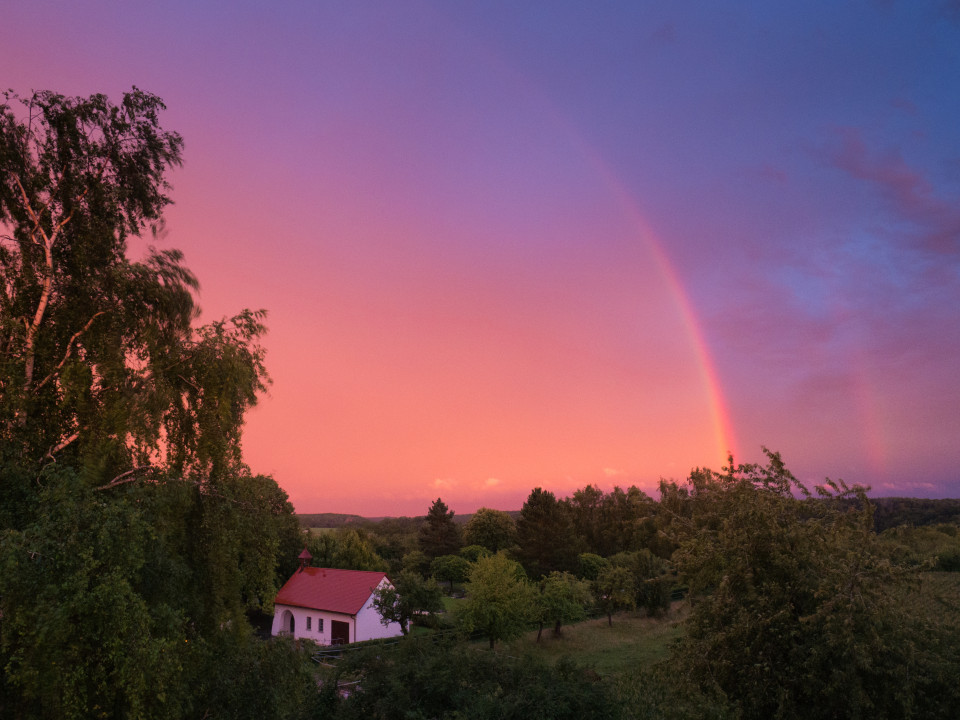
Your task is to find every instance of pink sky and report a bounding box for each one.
[4,1,960,514]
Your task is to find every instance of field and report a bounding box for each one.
[501,605,687,677]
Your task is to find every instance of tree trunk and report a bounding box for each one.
[607,612,612,627]
[536,622,543,643]
[553,619,562,637]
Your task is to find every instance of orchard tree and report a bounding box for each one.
[457,553,535,649]
[534,571,590,641]
[463,507,516,552]
[418,497,462,559]
[593,565,635,626]
[371,570,443,635]
[430,553,472,593]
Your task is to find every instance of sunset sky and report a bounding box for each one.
[4,1,960,515]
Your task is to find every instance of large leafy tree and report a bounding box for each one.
[533,571,590,641]
[371,569,443,635]
[0,89,303,719]
[592,565,635,626]
[456,553,534,649]
[463,506,516,553]
[0,88,270,499]
[668,449,960,719]
[430,553,472,592]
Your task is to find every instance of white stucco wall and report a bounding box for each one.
[355,579,403,641]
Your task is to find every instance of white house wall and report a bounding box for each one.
[355,580,403,641]
[271,604,355,645]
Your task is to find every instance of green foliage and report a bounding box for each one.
[464,506,517,552]
[566,484,653,557]
[401,549,431,577]
[329,637,625,720]
[593,565,636,626]
[457,553,535,648]
[872,497,960,532]
[430,553,472,592]
[576,552,608,581]
[459,543,492,563]
[534,571,590,640]
[371,570,443,635]
[418,497,462,559]
[0,88,302,718]
[609,549,671,616]
[187,632,324,720]
[516,487,577,578]
[667,449,960,720]
[307,527,387,571]
[879,523,960,572]
[0,89,269,491]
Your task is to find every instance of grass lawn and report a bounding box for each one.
[500,603,688,677]
[441,594,465,613]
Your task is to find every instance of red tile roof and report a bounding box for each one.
[274,567,388,615]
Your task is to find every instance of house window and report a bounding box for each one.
[306,616,312,631]
[318,618,324,633]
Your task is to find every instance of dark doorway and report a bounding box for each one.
[331,620,349,645]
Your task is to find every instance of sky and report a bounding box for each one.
[4,1,960,515]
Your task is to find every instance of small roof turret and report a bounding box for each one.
[297,547,312,571]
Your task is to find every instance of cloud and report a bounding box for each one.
[433,478,455,490]
[822,127,960,255]
[484,477,500,487]
[603,467,622,477]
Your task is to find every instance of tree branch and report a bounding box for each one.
[95,465,156,491]
[36,311,107,390]
[43,431,79,462]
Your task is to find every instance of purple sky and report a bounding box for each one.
[4,1,959,514]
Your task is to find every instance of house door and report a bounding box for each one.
[331,620,349,645]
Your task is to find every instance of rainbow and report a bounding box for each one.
[562,134,739,467]
[437,12,738,468]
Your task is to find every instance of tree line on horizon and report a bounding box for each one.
[2,87,959,719]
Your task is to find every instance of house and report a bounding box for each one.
[271,550,402,645]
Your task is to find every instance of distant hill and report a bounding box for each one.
[296,513,367,529]
[296,509,522,528]
[872,497,960,532]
